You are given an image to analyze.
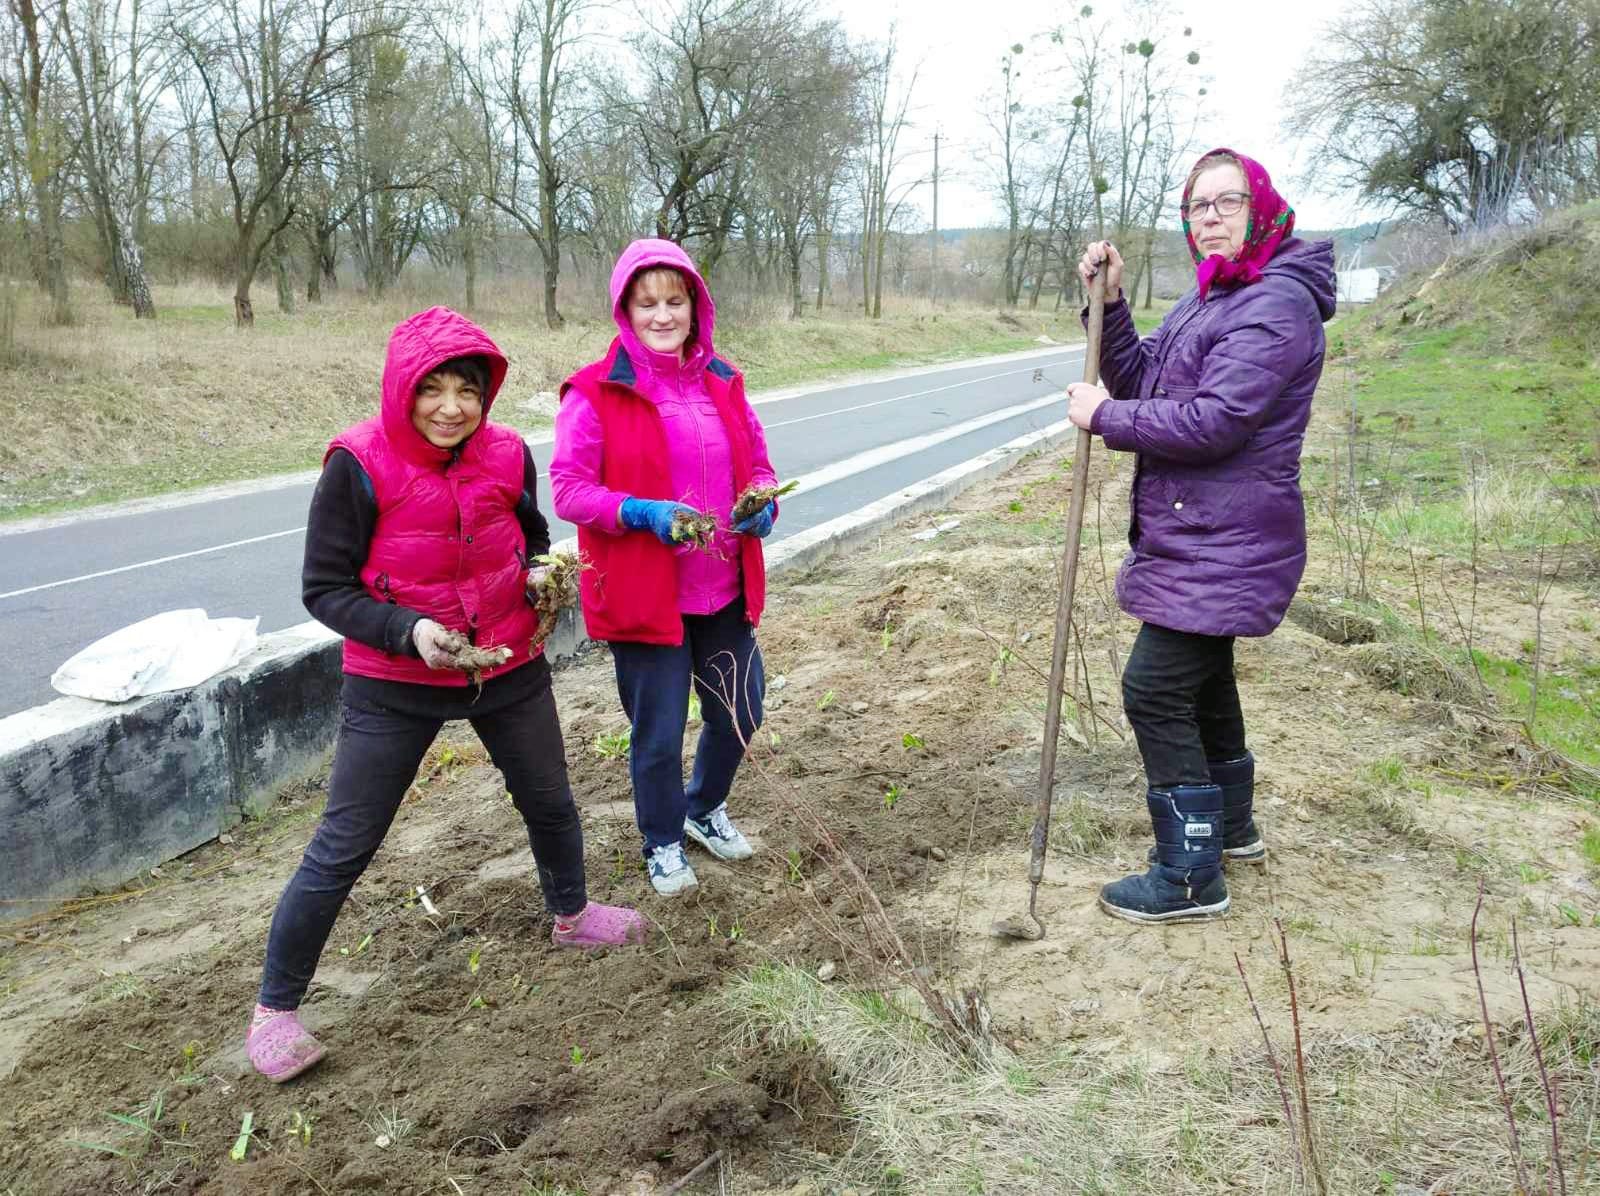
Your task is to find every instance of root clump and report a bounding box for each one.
[431,626,514,687]
[529,550,589,648]
[671,508,719,550]
[732,479,799,522]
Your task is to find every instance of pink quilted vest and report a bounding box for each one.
[330,306,538,687]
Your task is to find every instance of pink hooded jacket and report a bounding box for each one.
[330,307,539,685]
[550,239,778,616]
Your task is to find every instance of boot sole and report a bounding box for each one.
[1097,895,1231,924]
[1146,844,1267,867]
[648,871,699,896]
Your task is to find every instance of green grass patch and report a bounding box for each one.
[1330,322,1600,492]
[1582,826,1600,868]
[1472,650,1600,769]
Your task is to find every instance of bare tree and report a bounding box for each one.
[858,27,921,318]
[427,45,492,311]
[1,0,73,324]
[341,28,440,296]
[752,20,861,317]
[447,0,587,328]
[175,0,378,326]
[621,0,815,277]
[988,42,1079,307]
[60,0,172,317]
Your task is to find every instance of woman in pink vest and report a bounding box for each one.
[552,240,779,896]
[247,307,644,1084]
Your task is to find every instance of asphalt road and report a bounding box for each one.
[0,346,1085,718]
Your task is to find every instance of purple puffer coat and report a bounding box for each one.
[1089,237,1337,637]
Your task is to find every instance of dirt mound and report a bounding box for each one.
[1347,640,1481,704]
[1288,594,1381,644]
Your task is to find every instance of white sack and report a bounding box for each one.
[51,608,260,702]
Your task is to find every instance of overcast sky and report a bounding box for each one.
[829,0,1372,232]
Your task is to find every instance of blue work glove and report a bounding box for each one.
[731,500,775,539]
[619,496,696,545]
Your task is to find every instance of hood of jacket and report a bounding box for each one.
[608,238,718,379]
[1261,237,1337,323]
[380,306,510,467]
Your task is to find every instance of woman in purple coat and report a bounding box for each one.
[1066,148,1336,924]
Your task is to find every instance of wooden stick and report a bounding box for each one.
[662,1148,723,1194]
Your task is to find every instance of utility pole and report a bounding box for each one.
[930,128,939,301]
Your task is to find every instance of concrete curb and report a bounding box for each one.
[0,419,1074,918]
[1,622,342,916]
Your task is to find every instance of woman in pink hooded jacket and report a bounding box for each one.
[552,240,779,896]
[247,307,644,1085]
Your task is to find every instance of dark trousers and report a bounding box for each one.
[1121,622,1248,790]
[609,595,764,855]
[259,656,585,1010]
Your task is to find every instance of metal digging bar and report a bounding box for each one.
[991,267,1107,941]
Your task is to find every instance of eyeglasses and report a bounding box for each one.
[1182,191,1249,221]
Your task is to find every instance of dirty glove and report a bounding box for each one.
[412,618,462,670]
[731,500,775,539]
[619,497,697,546]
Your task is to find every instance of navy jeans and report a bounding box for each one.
[1121,621,1248,789]
[610,595,764,855]
[259,657,585,1010]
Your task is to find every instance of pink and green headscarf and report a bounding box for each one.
[1182,148,1295,302]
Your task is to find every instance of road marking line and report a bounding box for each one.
[0,527,307,601]
[785,392,1065,493]
[763,357,1080,429]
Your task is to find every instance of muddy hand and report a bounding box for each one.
[526,565,551,591]
[413,618,466,670]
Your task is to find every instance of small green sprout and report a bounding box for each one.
[592,729,632,759]
[229,1111,254,1161]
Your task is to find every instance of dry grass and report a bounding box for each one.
[720,962,1599,1193]
[0,275,1081,519]
[1347,641,1483,705]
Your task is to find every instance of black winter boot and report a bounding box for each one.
[1145,752,1266,867]
[1102,784,1229,924]
[1212,753,1265,864]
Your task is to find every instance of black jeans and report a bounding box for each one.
[609,595,764,855]
[1121,622,1247,790]
[258,656,585,1010]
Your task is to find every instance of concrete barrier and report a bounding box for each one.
[0,419,1073,918]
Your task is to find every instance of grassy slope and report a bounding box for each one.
[1309,204,1600,769]
[0,280,1135,521]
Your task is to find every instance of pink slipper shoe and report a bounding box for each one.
[552,901,647,948]
[247,1009,327,1083]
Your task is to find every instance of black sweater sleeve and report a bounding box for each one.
[517,443,552,557]
[301,449,423,657]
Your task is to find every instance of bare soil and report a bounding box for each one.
[3,430,1597,1194]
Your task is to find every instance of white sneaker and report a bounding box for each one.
[647,841,699,896]
[684,803,754,861]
